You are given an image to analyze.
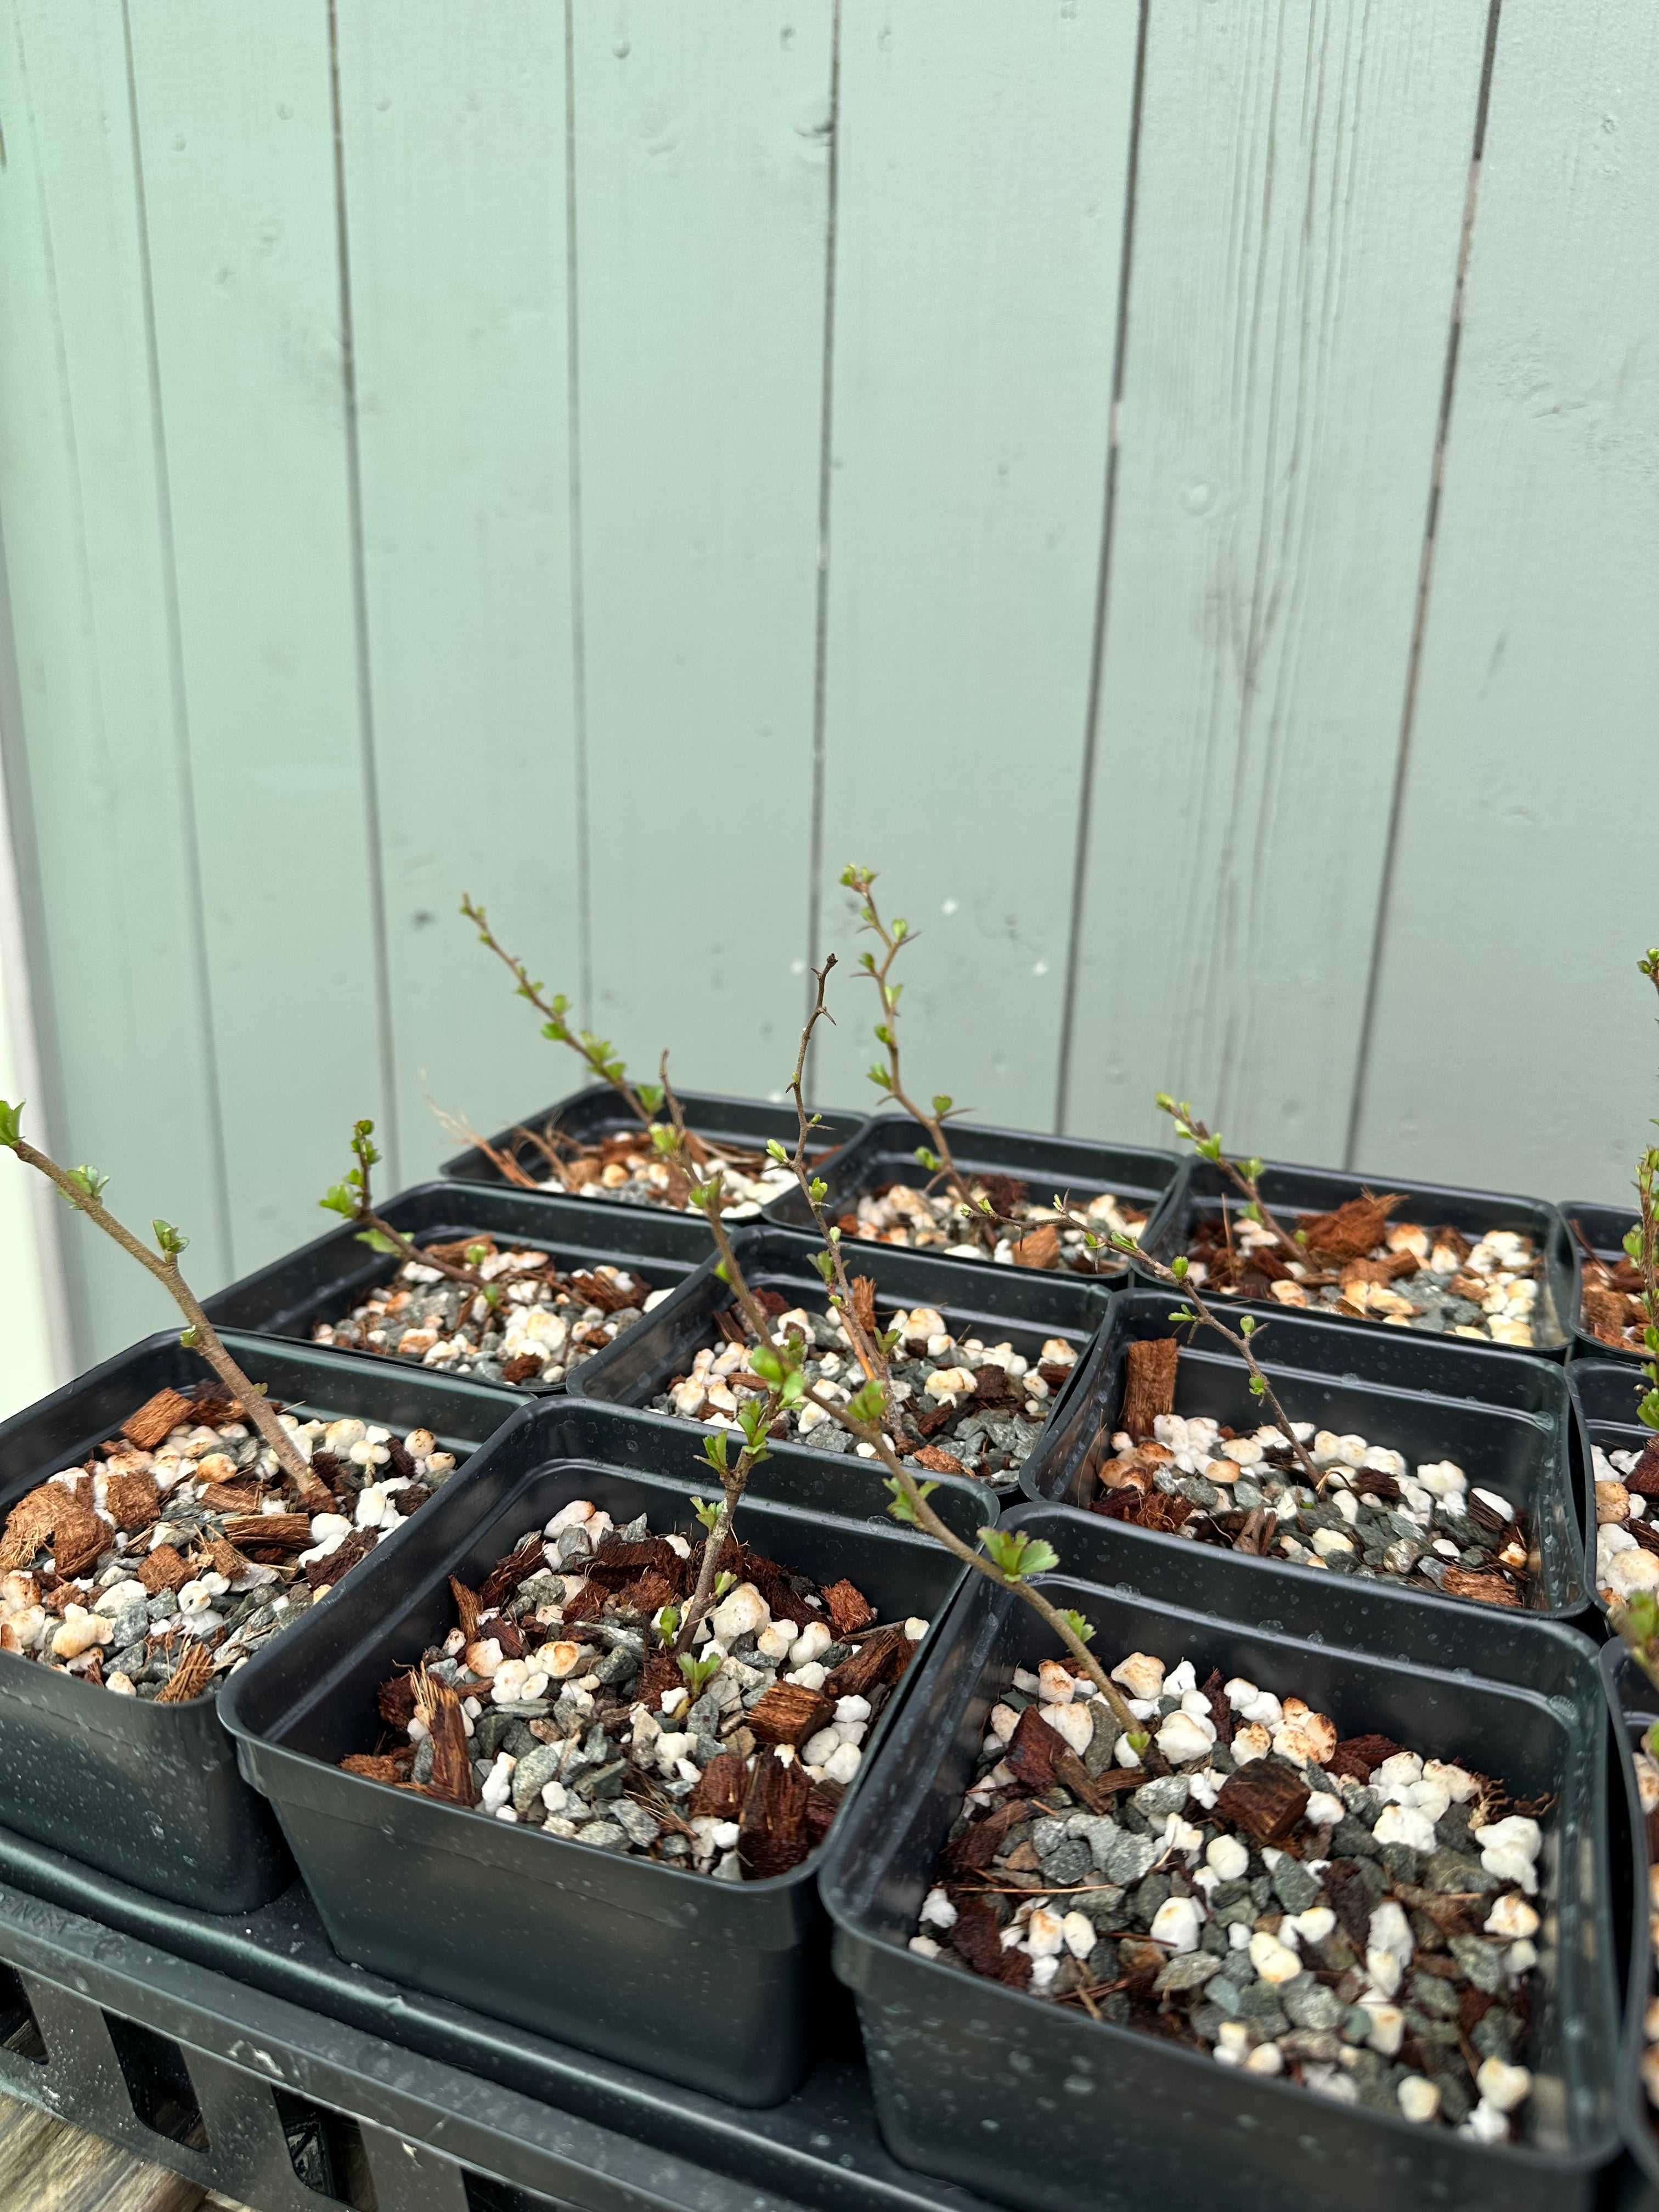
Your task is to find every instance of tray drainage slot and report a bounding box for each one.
[465,2176,585,2212]
[274,2089,378,2209]
[0,1965,44,2064]
[102,2012,208,2146]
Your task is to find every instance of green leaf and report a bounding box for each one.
[651,1124,680,1155]
[811,1250,835,1283]
[1172,1254,1189,1279]
[636,1084,664,1115]
[1240,1202,1262,1224]
[1627,1228,1645,1262]
[1056,1607,1095,1647]
[153,1218,189,1257]
[66,1164,109,1203]
[691,1495,720,1533]
[932,1094,953,1118]
[847,1378,887,1425]
[914,1146,941,1173]
[867,1065,893,1091]
[0,1099,21,1149]
[766,1138,788,1164]
[1248,1375,1266,1398]
[751,1342,785,1387]
[679,1652,720,1696]
[779,1367,806,1406]
[464,1242,489,1265]
[808,1177,828,1205]
[1242,1159,1264,1184]
[714,1260,731,1285]
[1640,1387,1659,1431]
[1198,1136,1222,1163]
[739,1399,774,1449]
[893,918,909,939]
[356,1228,400,1256]
[1154,1092,1175,1113]
[178,1324,199,1349]
[979,1527,1059,1582]
[883,1476,938,1526]
[320,1181,356,1218]
[1239,1313,1256,1335]
[714,1570,735,1599]
[654,1605,680,1649]
[700,1432,730,1475]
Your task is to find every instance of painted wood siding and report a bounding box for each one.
[0,0,1653,1369]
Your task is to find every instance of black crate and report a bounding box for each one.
[570,1224,1111,1493]
[1601,1643,1659,2209]
[1022,1289,1588,1619]
[203,1178,716,1392]
[441,1082,867,1200]
[763,1112,1183,1285]
[0,1825,1026,2212]
[1568,1358,1654,1625]
[821,1504,1620,2212]
[0,1331,517,1914]
[219,1398,997,2106]
[1146,1158,1576,1356]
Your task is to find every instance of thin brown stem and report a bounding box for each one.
[1156,1101,1307,1274]
[10,1139,326,1506]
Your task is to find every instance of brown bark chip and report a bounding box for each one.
[50,1496,109,1579]
[1121,1337,1179,1441]
[823,1578,876,1638]
[341,1752,414,1786]
[849,1276,880,1348]
[944,1797,1037,1880]
[1005,1703,1062,1794]
[1297,1193,1405,1261]
[951,1893,1032,1988]
[222,1513,311,1551]
[449,1577,481,1645]
[478,1534,556,1612]
[689,1752,748,1821]
[136,1544,192,1595]
[198,1480,263,1515]
[805,1779,845,1847]
[1214,1760,1311,1845]
[1325,1732,1404,1782]
[1322,1860,1375,1951]
[303,1531,376,1589]
[207,1537,250,1583]
[738,1749,812,1880]
[1011,1222,1060,1271]
[104,1470,161,1532]
[0,1488,60,1573]
[377,1671,419,1732]
[911,1446,968,1476]
[747,1680,836,1746]
[416,1674,479,1807]
[500,1355,544,1386]
[156,1641,214,1704]
[1438,1565,1523,1607]
[1626,1439,1659,1497]
[121,1388,194,1451]
[825,1626,910,1702]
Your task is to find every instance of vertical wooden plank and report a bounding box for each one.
[125,0,392,1265]
[813,0,1138,1128]
[574,0,832,1101]
[1352,0,1659,1201]
[1063,2,1489,1162]
[333,2,582,1174]
[0,0,229,1363]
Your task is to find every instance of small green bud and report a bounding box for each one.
[847,1378,887,1425]
[0,1099,22,1149]
[1056,1607,1095,1647]
[766,1138,788,1163]
[153,1218,189,1257]
[691,1496,720,1533]
[883,1475,938,1526]
[714,1570,735,1600]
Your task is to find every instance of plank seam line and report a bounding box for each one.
[1054,0,1152,1135]
[120,0,234,1284]
[565,0,594,1032]
[804,0,844,1098]
[1343,0,1504,1171]
[328,0,402,1185]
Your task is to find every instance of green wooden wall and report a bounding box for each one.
[0,0,1654,1370]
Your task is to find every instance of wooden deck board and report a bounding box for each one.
[0,2091,249,2212]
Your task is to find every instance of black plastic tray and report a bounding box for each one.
[1602,1642,1659,2210]
[441,1081,868,1198]
[220,1398,997,2107]
[1568,1358,1653,1624]
[1146,1157,1575,1357]
[0,1820,1026,2212]
[1562,1198,1644,1364]
[203,1178,715,1392]
[0,1330,518,1916]
[822,1503,1620,2212]
[571,1225,1111,1488]
[763,1113,1183,1286]
[1020,1288,1588,1620]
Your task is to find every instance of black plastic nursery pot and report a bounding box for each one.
[202,1177,714,1391]
[1147,1158,1576,1357]
[1020,1289,1588,1621]
[764,1112,1183,1281]
[571,1224,1112,1483]
[0,1332,518,1917]
[1567,1358,1652,1623]
[218,1397,996,2107]
[1600,1642,1659,2207]
[440,1081,867,1195]
[821,1522,1619,2212]
[1562,1198,1644,1364]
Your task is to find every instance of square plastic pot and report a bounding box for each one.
[202,1179,715,1393]
[821,1539,1619,2212]
[218,1397,997,2106]
[1601,1643,1659,2208]
[1568,1358,1652,1626]
[0,1332,520,1915]
[763,1113,1183,1285]
[1020,1289,1587,1621]
[439,1082,867,1197]
[569,1224,1112,1492]
[1146,1159,1575,1357]
[1561,1199,1643,1364]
